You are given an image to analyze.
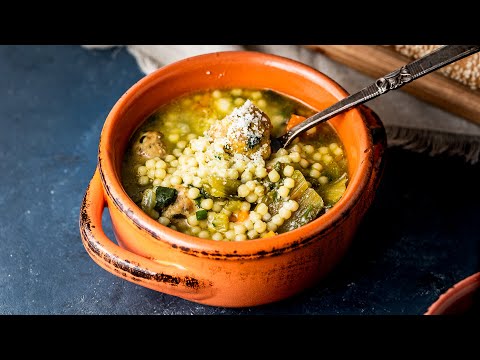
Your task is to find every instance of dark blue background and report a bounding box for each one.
[0,45,478,315]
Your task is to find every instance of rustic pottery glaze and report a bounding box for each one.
[425,272,480,315]
[79,51,387,307]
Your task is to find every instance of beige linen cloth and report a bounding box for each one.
[84,45,480,163]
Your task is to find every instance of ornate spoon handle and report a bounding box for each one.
[273,45,480,150]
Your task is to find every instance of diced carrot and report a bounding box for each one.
[261,231,277,238]
[230,210,250,222]
[236,210,250,222]
[286,114,306,131]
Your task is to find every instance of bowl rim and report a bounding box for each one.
[425,272,480,315]
[97,50,376,257]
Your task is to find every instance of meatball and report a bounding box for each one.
[132,131,167,159]
[162,185,194,219]
[207,100,272,160]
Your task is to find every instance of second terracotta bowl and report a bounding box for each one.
[425,272,480,315]
[79,51,387,307]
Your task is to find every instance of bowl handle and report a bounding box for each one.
[79,168,214,301]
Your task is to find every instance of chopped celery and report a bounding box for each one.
[262,170,309,215]
[141,188,156,212]
[278,188,324,233]
[207,212,229,232]
[320,173,348,206]
[202,175,241,198]
[289,170,309,200]
[321,161,342,180]
[140,188,161,219]
[224,199,244,212]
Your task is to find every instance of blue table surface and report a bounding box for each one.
[0,45,478,315]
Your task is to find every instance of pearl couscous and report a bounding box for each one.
[122,89,348,241]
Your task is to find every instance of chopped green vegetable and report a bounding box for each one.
[289,170,309,200]
[196,209,208,220]
[202,175,241,198]
[141,188,156,212]
[140,188,161,219]
[224,199,243,212]
[278,188,324,232]
[263,179,278,192]
[320,161,342,180]
[262,188,283,216]
[155,186,178,210]
[207,212,229,232]
[198,188,210,199]
[319,173,348,206]
[273,162,285,173]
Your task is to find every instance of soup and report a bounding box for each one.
[121,88,348,241]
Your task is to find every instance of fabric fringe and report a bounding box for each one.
[125,46,162,74]
[386,126,480,164]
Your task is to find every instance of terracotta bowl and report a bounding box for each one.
[79,51,387,307]
[425,272,480,315]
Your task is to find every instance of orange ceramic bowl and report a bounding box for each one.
[425,272,480,315]
[79,51,386,307]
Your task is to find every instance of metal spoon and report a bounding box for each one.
[270,45,480,153]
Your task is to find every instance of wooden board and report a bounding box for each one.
[306,45,480,126]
